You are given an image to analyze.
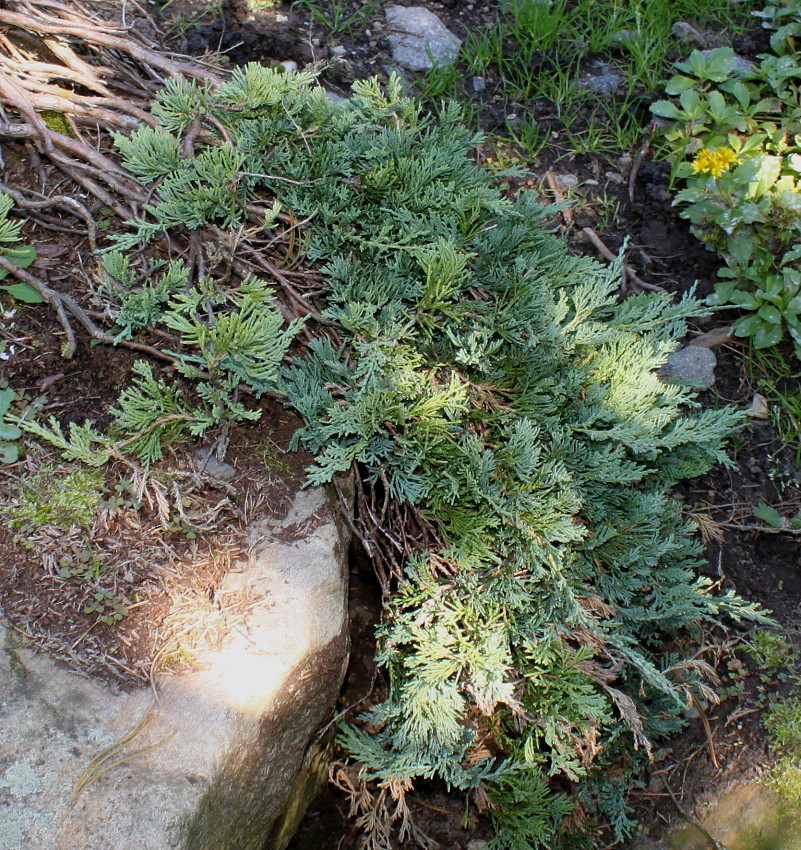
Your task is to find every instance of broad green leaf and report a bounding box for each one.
[753,321,783,348]
[0,441,18,464]
[745,155,782,200]
[0,423,20,440]
[732,313,762,337]
[650,100,682,120]
[754,502,784,528]
[706,90,727,119]
[729,290,759,310]
[758,304,782,324]
[0,282,44,304]
[0,244,36,280]
[679,88,701,113]
[665,76,696,95]
[0,388,13,419]
[728,235,754,266]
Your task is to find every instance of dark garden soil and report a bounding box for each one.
[0,0,799,846]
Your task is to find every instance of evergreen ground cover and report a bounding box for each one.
[49,66,765,846]
[3,2,801,846]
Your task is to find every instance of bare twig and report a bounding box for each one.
[582,227,666,292]
[662,778,730,850]
[0,182,98,251]
[0,5,221,84]
[544,171,573,228]
[629,138,651,205]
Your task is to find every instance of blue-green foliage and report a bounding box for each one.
[109,67,761,846]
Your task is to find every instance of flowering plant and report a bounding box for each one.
[691,146,740,178]
[651,37,801,356]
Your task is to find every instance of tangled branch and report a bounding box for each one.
[0,1,333,358]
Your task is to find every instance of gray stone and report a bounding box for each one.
[324,89,347,105]
[579,61,624,96]
[194,448,236,480]
[0,484,350,849]
[698,48,756,78]
[671,21,707,47]
[553,173,579,190]
[610,28,636,45]
[472,75,486,92]
[385,5,461,71]
[658,346,717,390]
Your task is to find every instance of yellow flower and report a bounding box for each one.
[691,146,740,178]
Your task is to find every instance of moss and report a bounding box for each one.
[9,465,105,531]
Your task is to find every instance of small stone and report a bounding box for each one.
[330,45,347,58]
[617,153,633,178]
[747,393,770,420]
[385,5,461,71]
[658,346,717,390]
[671,21,706,47]
[467,841,490,850]
[605,171,626,184]
[278,59,298,73]
[194,448,237,480]
[554,173,579,189]
[472,75,486,92]
[579,62,624,96]
[610,29,636,45]
[324,89,346,104]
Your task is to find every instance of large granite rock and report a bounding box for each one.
[0,485,350,850]
[630,781,801,850]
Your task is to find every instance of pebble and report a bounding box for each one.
[578,61,624,96]
[747,393,770,420]
[278,59,298,73]
[610,29,636,44]
[671,21,706,47]
[617,152,633,178]
[472,75,486,92]
[554,173,579,189]
[330,45,347,58]
[194,448,237,481]
[657,346,717,390]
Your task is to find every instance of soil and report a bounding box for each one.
[1,0,799,847]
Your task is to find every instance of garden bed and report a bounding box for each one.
[2,1,801,847]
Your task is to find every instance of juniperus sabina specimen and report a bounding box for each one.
[104,67,760,846]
